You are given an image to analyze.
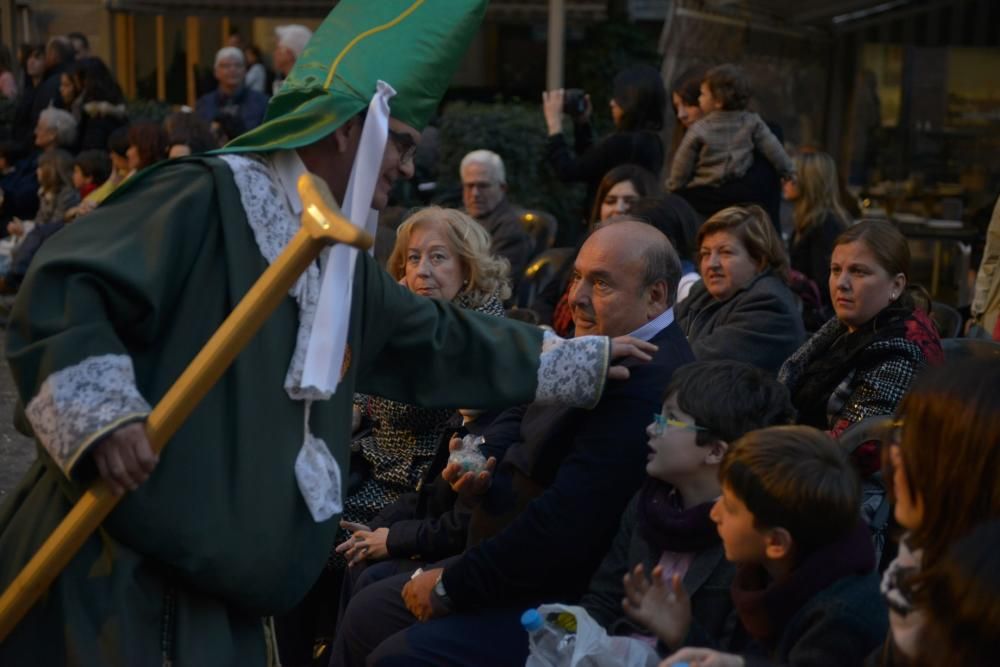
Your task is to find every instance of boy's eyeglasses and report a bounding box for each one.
[651,413,707,436]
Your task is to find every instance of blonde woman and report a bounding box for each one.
[337,207,511,566]
[783,151,850,301]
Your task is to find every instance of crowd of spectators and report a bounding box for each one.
[0,26,315,290]
[0,29,998,667]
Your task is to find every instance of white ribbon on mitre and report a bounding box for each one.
[302,79,395,397]
[293,80,396,522]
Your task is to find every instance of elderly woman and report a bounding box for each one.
[675,205,805,372]
[340,206,511,556]
[779,220,942,438]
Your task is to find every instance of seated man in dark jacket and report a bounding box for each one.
[331,219,696,667]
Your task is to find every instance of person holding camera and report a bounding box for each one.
[543,64,666,224]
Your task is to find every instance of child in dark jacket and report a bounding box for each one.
[581,361,796,656]
[646,425,887,666]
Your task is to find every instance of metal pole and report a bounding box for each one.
[546,0,565,90]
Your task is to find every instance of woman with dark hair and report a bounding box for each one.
[916,519,1000,667]
[588,163,659,228]
[164,112,217,157]
[667,64,784,232]
[675,204,805,372]
[543,164,660,334]
[126,122,168,173]
[543,64,666,214]
[70,58,127,152]
[669,66,707,154]
[11,45,46,147]
[873,357,1000,666]
[779,220,942,439]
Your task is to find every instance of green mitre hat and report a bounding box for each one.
[226,0,486,153]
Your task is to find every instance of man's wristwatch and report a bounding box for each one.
[432,573,453,610]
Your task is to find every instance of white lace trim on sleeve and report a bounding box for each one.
[535,332,609,409]
[25,353,151,476]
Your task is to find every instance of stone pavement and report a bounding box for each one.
[0,329,36,499]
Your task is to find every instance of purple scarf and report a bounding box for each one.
[636,478,720,554]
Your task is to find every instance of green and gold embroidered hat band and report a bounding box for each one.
[225,0,486,153]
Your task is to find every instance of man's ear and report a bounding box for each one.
[330,116,361,153]
[647,279,669,313]
[704,440,728,465]
[500,182,508,194]
[764,527,794,561]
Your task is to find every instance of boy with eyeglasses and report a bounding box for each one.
[579,360,795,656]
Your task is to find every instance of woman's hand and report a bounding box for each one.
[7,218,23,237]
[441,434,495,506]
[542,89,565,136]
[92,422,159,495]
[623,564,692,649]
[336,520,390,566]
[608,336,657,380]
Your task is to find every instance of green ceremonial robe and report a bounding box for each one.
[0,157,544,665]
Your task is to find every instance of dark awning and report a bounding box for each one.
[104,0,606,21]
[105,0,337,16]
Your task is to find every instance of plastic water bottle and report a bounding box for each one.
[522,609,569,667]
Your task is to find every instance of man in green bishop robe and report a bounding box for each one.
[0,2,654,665]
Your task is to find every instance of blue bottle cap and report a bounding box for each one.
[520,608,543,632]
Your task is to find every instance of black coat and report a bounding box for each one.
[546,122,664,208]
[0,154,40,226]
[676,270,805,374]
[789,212,847,306]
[28,65,68,132]
[440,321,696,610]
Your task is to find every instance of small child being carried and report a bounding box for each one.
[668,64,794,191]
